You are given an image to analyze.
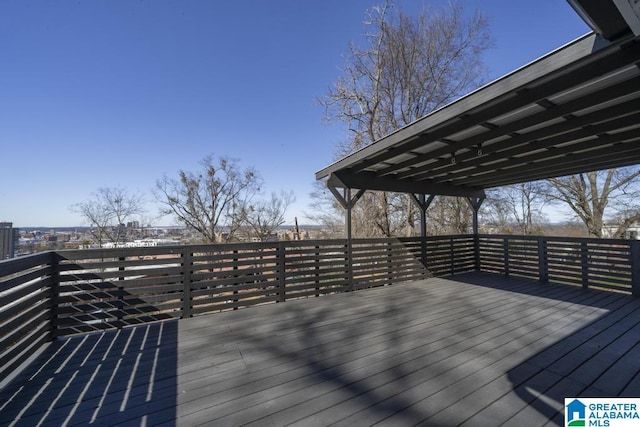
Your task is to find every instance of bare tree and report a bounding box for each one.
[239,191,295,242]
[547,168,640,238]
[482,182,548,234]
[155,154,260,243]
[318,0,491,236]
[304,180,345,238]
[72,186,145,247]
[426,196,473,234]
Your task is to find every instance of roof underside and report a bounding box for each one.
[316,29,640,198]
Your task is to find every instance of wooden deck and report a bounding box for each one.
[2,272,640,426]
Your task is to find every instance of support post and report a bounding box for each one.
[410,194,434,272]
[467,197,485,271]
[328,186,365,292]
[345,188,353,291]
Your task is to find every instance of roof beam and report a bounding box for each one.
[427,112,640,183]
[401,102,640,182]
[378,75,640,178]
[464,140,640,188]
[328,171,485,198]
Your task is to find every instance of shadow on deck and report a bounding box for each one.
[2,272,640,426]
[0,321,178,426]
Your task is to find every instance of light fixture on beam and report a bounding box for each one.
[451,152,456,164]
[477,143,483,156]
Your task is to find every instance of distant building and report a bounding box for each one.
[0,222,19,259]
[602,222,640,239]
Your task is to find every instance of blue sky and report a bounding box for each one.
[0,0,589,227]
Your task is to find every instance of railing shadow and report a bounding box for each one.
[55,255,180,335]
[0,320,178,426]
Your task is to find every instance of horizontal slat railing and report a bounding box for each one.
[0,252,54,384]
[478,235,640,295]
[426,235,477,275]
[49,237,477,336]
[188,242,281,315]
[55,246,184,336]
[3,233,640,383]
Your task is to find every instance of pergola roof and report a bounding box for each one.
[316,12,640,198]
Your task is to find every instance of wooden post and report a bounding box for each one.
[233,249,239,309]
[346,189,354,292]
[503,237,510,277]
[409,194,434,274]
[278,242,286,302]
[581,241,589,289]
[346,240,354,292]
[387,240,393,286]
[537,237,548,283]
[117,256,125,326]
[423,238,429,277]
[466,196,485,272]
[474,234,481,272]
[315,245,320,297]
[327,186,365,293]
[418,195,428,271]
[630,240,640,297]
[450,237,455,275]
[182,249,192,318]
[50,251,60,340]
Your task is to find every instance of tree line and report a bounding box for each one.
[73,154,295,247]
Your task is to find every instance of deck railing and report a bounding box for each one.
[478,235,640,295]
[2,234,639,383]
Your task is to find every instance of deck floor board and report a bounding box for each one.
[2,272,639,426]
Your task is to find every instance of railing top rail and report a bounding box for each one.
[0,251,53,277]
[7,234,638,264]
[478,234,635,246]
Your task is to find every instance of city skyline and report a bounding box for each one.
[1,1,589,227]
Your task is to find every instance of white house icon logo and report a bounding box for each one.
[566,399,586,426]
